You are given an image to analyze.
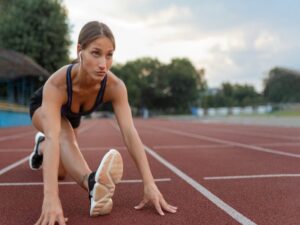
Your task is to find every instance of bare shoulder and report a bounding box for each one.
[45,65,70,89]
[105,70,127,103]
[43,65,71,104]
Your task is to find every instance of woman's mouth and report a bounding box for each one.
[95,71,106,76]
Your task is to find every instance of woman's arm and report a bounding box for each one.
[34,80,67,225]
[112,80,177,215]
[42,83,63,195]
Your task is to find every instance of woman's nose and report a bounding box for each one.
[98,58,106,70]
[98,64,105,70]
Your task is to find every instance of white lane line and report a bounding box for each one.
[192,126,300,141]
[154,143,300,150]
[204,174,300,180]
[0,121,94,151]
[257,142,300,147]
[0,178,171,186]
[143,125,300,159]
[0,122,95,177]
[144,146,256,225]
[0,149,31,153]
[231,129,300,141]
[3,142,300,153]
[81,146,127,151]
[0,156,29,176]
[121,178,171,183]
[0,131,35,142]
[153,144,232,150]
[110,121,256,224]
[109,119,120,131]
[0,146,127,153]
[0,145,225,153]
[78,122,97,134]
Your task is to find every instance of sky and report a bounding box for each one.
[64,0,300,92]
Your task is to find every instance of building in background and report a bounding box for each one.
[0,49,49,105]
[0,49,49,127]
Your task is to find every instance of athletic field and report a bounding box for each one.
[1,118,300,225]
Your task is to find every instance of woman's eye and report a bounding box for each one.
[92,52,100,56]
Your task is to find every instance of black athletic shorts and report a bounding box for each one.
[29,87,81,129]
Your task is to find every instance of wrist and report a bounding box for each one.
[44,190,59,196]
[143,179,155,186]
[141,169,154,185]
[142,176,154,185]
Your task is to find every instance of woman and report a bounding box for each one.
[28,21,177,225]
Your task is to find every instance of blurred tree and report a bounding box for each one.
[112,58,162,108]
[233,84,260,107]
[0,0,71,73]
[222,83,234,99]
[263,67,300,103]
[196,68,207,91]
[160,58,201,112]
[220,83,236,107]
[201,83,263,108]
[111,57,205,114]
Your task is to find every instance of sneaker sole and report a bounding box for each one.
[29,151,40,170]
[29,132,45,170]
[90,149,123,216]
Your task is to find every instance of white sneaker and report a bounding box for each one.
[29,132,45,170]
[88,149,123,216]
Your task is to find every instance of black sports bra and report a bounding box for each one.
[61,64,107,117]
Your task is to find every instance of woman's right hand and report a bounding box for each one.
[35,193,68,225]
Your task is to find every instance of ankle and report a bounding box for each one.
[88,172,96,190]
[79,172,94,191]
[87,172,96,199]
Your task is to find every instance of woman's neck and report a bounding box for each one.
[74,63,97,88]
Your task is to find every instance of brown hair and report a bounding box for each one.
[78,21,115,50]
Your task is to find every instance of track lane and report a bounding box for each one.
[1,119,245,225]
[134,119,300,225]
[2,118,300,224]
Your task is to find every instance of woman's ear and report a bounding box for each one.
[77,44,82,60]
[79,51,82,61]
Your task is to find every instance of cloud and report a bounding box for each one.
[142,5,192,27]
[254,32,281,52]
[64,1,194,62]
[194,28,281,90]
[63,0,300,92]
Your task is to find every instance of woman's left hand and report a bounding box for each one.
[134,182,178,215]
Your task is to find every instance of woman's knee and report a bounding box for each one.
[31,107,45,133]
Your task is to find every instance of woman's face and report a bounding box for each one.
[80,37,114,81]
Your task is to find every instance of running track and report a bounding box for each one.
[1,118,300,225]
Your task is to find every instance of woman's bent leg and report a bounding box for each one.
[58,117,91,189]
[31,108,91,190]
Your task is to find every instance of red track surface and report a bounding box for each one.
[1,118,300,225]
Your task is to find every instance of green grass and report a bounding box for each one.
[270,110,300,117]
